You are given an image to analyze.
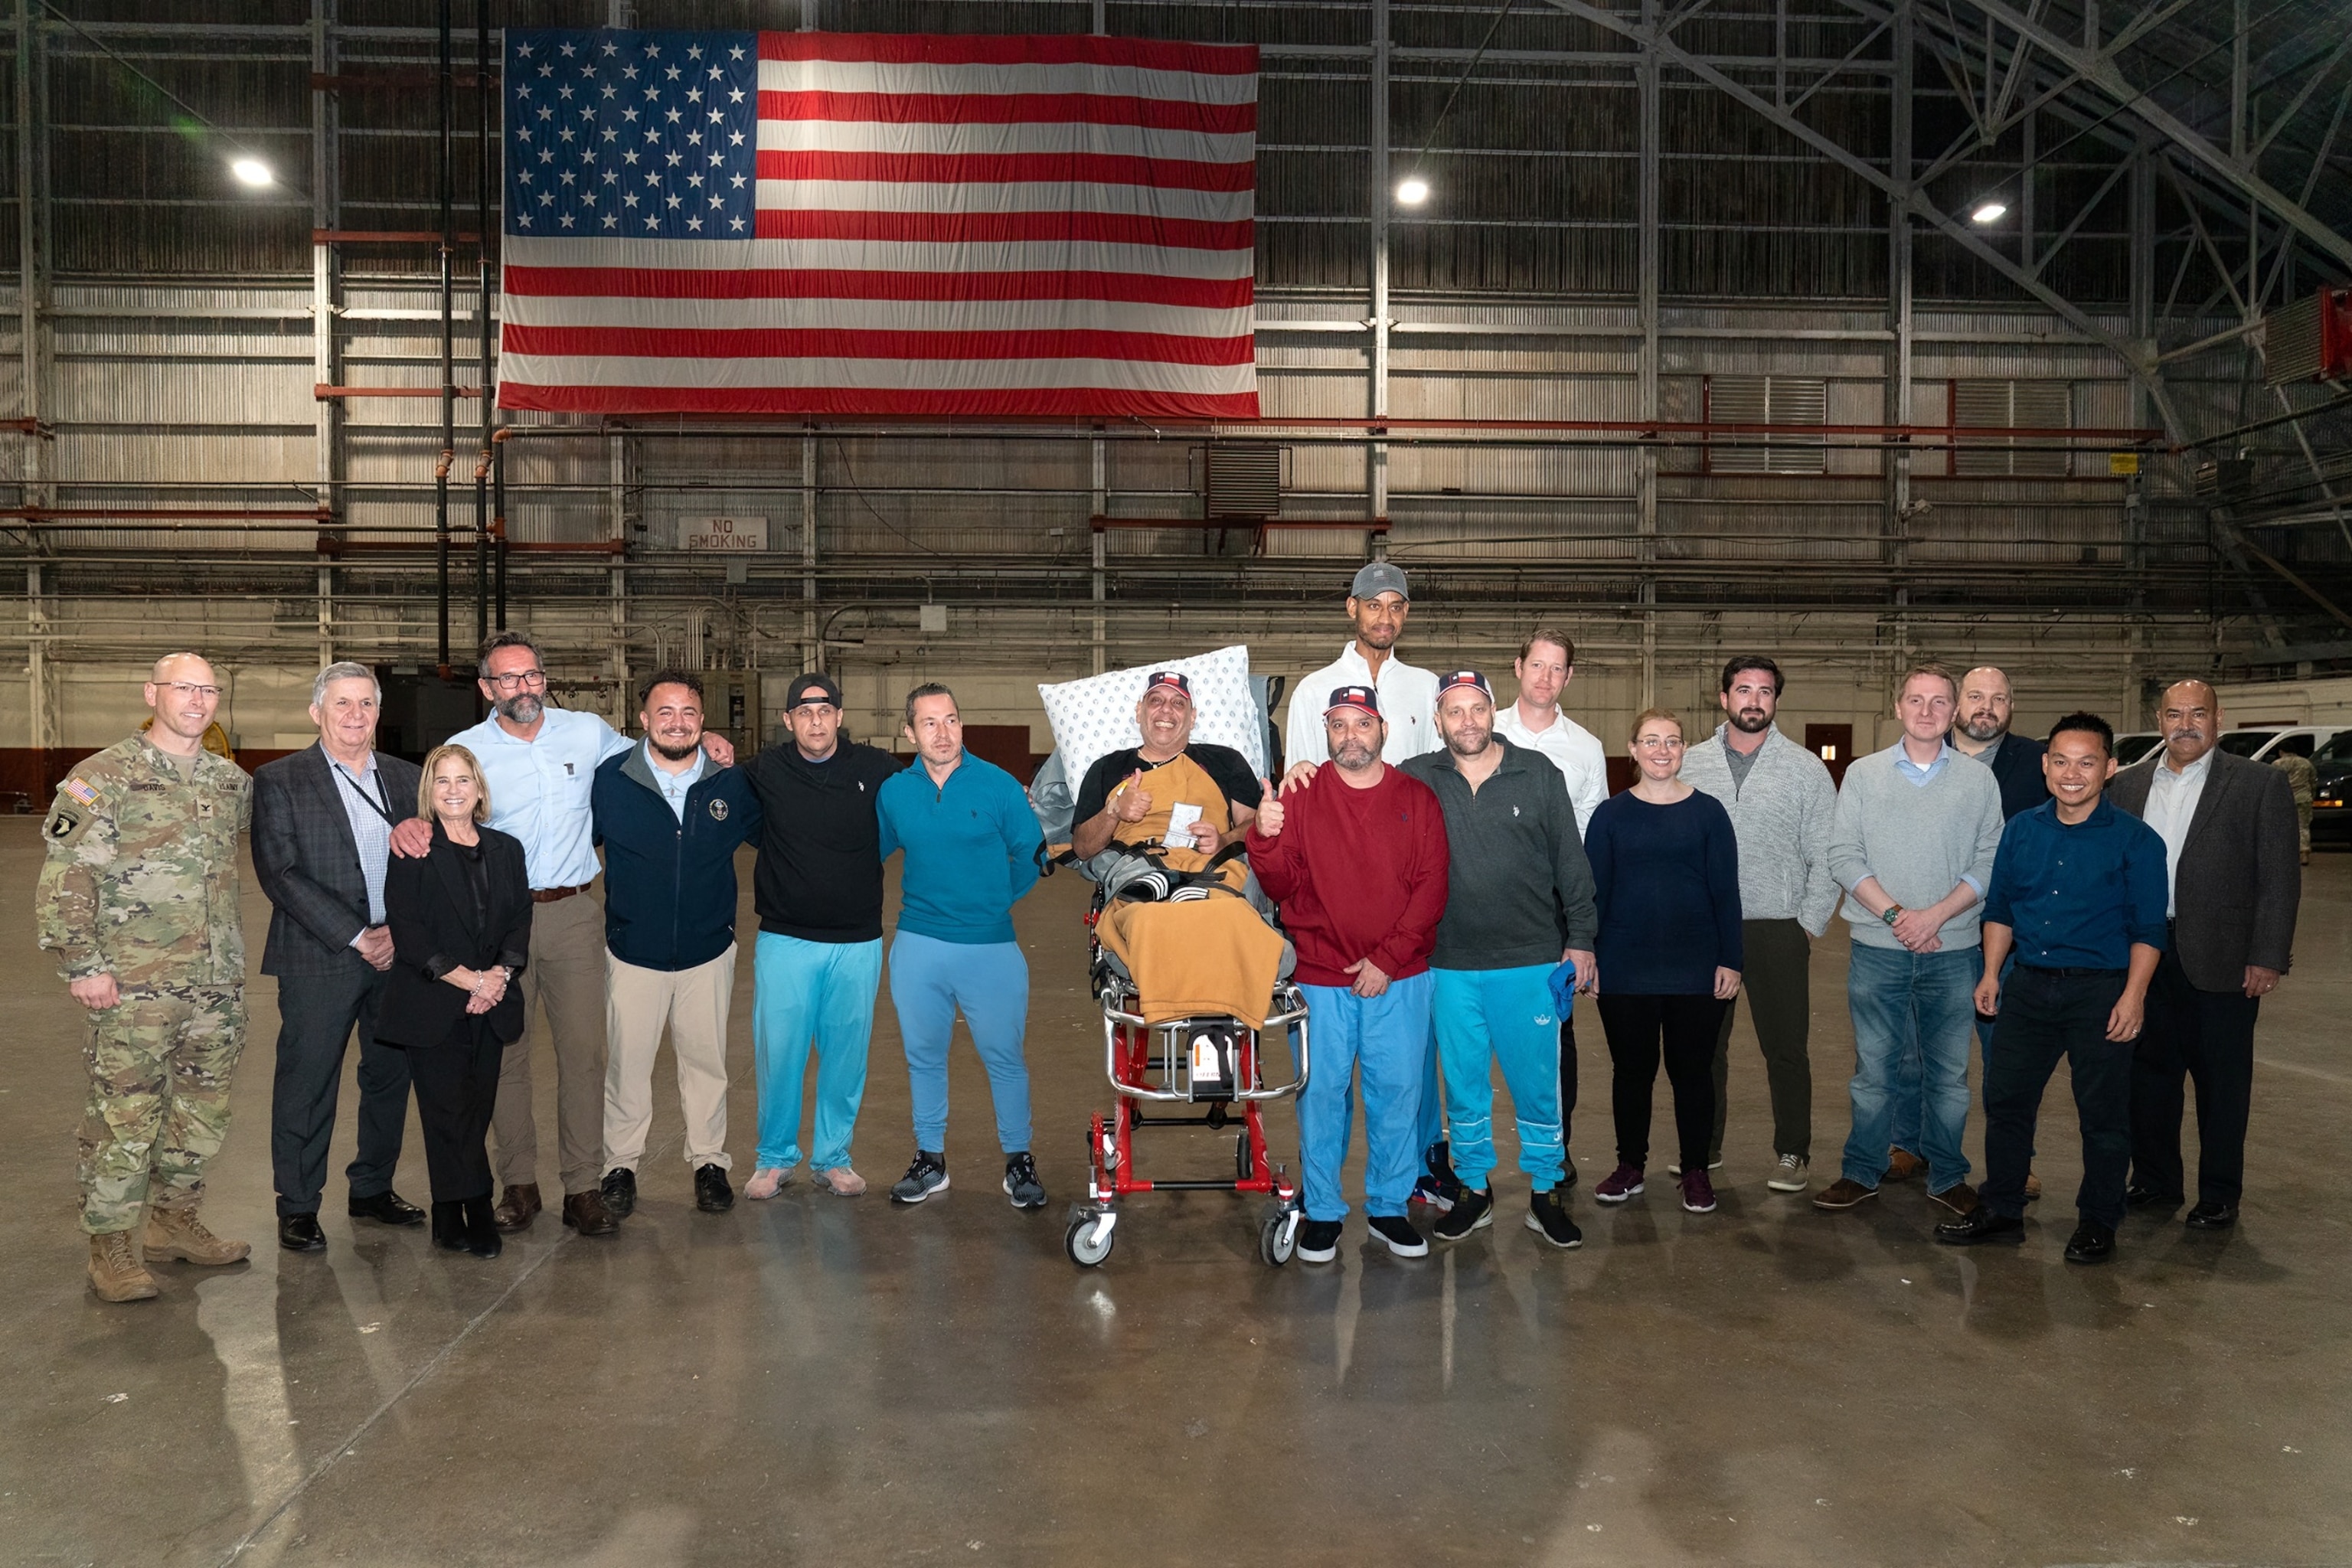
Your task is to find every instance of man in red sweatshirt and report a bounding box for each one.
[1249,684,1450,1262]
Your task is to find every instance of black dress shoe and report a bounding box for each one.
[2126,1183,2183,1210]
[2063,1221,2116,1263]
[2185,1200,2239,1230]
[278,1214,327,1253]
[459,1195,504,1259]
[600,1167,637,1220]
[694,1163,734,1214]
[348,1189,426,1227]
[1934,1207,2026,1246]
[430,1200,469,1251]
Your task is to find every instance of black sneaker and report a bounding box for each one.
[1434,1186,1494,1242]
[1002,1152,1047,1210]
[1365,1213,1429,1258]
[1526,1187,1583,1249]
[890,1150,950,1204]
[1410,1140,1465,1212]
[1296,1218,1344,1263]
[599,1167,637,1220]
[693,1164,733,1214]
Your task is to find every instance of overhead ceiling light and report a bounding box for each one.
[1395,177,1429,207]
[1970,201,2007,224]
[230,158,274,188]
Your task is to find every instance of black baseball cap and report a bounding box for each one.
[1437,669,1492,700]
[1144,670,1192,701]
[786,672,841,710]
[1325,684,1381,718]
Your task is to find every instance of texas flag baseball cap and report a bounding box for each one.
[1144,670,1192,700]
[1325,684,1381,718]
[1437,669,1492,700]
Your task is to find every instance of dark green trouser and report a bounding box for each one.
[1709,918,1814,1162]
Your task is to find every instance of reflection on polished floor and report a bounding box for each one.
[2,820,2347,1567]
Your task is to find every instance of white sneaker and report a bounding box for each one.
[1766,1154,1811,1193]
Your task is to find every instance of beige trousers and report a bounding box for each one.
[603,947,735,1172]
[492,889,608,1195]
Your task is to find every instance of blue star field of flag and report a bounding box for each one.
[505,29,758,240]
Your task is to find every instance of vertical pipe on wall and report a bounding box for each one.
[312,0,338,668]
[1636,0,1659,707]
[472,0,490,655]
[1887,0,1913,626]
[801,433,818,674]
[17,0,49,756]
[1367,0,1390,544]
[434,0,453,675]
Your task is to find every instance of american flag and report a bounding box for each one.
[497,29,1259,419]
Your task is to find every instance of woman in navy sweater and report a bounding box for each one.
[1585,708,1743,1214]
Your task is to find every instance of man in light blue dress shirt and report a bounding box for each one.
[390,632,733,1236]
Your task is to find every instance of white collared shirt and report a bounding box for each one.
[446,706,633,890]
[1283,641,1440,769]
[1492,703,1608,837]
[646,740,707,822]
[2143,746,2214,917]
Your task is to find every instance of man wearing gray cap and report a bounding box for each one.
[1282,562,1441,773]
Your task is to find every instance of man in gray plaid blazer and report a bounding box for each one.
[252,662,426,1252]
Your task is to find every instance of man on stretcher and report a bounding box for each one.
[1070,671,1265,891]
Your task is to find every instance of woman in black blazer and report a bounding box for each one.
[377,743,532,1259]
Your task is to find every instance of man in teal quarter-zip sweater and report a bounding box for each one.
[874,683,1049,1211]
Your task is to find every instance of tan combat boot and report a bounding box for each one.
[144,1207,251,1266]
[89,1231,158,1302]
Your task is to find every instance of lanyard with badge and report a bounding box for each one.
[335,763,399,828]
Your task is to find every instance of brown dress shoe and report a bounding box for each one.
[1812,1178,1880,1211]
[562,1190,618,1236]
[143,1207,250,1266]
[1883,1148,1927,1183]
[1929,1181,1980,1217]
[89,1232,158,1302]
[2023,1171,2043,1201]
[493,1183,543,1233]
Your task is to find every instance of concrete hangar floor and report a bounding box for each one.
[0,819,2346,1567]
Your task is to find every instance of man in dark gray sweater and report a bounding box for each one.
[1403,670,1598,1249]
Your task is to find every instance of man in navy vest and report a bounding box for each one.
[591,670,762,1219]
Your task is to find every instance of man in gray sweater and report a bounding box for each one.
[1815,664,2005,1216]
[1403,670,1598,1250]
[1681,655,1841,1194]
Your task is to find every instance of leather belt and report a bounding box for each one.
[531,882,593,904]
[2017,963,2126,978]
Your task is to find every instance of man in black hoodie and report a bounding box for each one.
[743,673,905,1198]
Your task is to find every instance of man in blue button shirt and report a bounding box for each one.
[1936,712,2167,1263]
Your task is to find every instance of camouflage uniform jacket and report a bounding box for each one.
[37,733,253,988]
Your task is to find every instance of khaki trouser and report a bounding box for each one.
[603,948,735,1173]
[492,889,607,1195]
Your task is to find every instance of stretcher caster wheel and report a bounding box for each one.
[1259,1207,1299,1267]
[1066,1208,1117,1268]
[1235,1132,1253,1184]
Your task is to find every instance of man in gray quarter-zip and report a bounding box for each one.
[1680,655,1840,1194]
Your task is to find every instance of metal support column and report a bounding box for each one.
[1367,0,1390,546]
[1090,437,1107,673]
[16,0,49,753]
[1635,0,1659,707]
[800,433,818,673]
[433,0,454,675]
[609,430,629,724]
[1886,1,1913,622]
[312,0,338,667]
[472,0,491,653]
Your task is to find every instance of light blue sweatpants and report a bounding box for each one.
[887,929,1033,1155]
[753,932,884,1172]
[1433,965,1566,1192]
[1297,972,1436,1222]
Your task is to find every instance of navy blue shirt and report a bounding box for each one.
[1981,797,2169,969]
[1586,788,1743,995]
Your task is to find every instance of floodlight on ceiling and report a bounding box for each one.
[1970,200,2008,224]
[1395,177,1430,207]
[230,158,274,188]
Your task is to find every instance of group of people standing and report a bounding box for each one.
[40,577,2302,1303]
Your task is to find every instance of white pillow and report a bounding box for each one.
[1038,645,1268,788]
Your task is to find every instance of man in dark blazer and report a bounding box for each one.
[1951,665,2049,820]
[252,662,426,1252]
[2109,678,2301,1229]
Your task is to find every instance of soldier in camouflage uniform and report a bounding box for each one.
[2271,750,2318,865]
[38,653,255,1303]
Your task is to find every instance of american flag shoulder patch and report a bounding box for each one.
[64,777,100,805]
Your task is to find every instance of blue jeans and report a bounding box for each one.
[1890,949,2018,1156]
[753,933,884,1172]
[1432,965,1565,1191]
[1297,972,1435,1222]
[1842,942,1977,1192]
[887,929,1032,1155]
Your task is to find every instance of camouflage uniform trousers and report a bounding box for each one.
[79,983,247,1234]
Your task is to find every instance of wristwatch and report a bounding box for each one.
[1881,904,1904,927]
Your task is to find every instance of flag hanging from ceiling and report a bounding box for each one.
[496,29,1258,419]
